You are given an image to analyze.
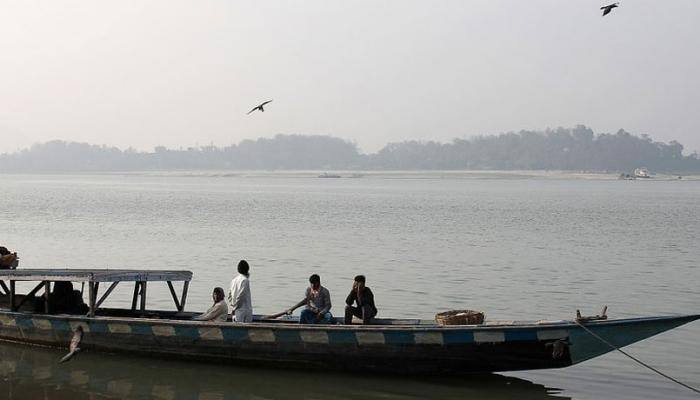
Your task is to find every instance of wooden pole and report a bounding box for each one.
[179,281,189,312]
[88,282,96,317]
[166,281,181,311]
[139,282,147,311]
[93,282,100,308]
[44,281,50,314]
[95,281,119,309]
[131,282,139,311]
[15,281,46,310]
[9,280,16,312]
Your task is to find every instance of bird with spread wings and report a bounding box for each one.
[247,100,273,115]
[601,2,619,17]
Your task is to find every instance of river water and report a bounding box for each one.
[1,172,698,399]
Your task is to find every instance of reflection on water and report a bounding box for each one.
[0,342,568,400]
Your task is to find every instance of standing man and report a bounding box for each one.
[286,274,334,324]
[344,275,377,325]
[228,260,253,322]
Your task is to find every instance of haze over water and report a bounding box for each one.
[1,173,699,399]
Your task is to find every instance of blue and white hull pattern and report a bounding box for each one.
[0,311,697,374]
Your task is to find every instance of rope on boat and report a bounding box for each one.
[574,320,700,396]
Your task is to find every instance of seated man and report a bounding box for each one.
[344,275,377,325]
[286,274,334,324]
[194,287,228,322]
[49,281,89,315]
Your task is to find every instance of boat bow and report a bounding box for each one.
[568,314,700,364]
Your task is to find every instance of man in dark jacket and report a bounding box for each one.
[49,281,89,315]
[344,275,377,325]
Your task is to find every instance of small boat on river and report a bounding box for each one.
[1,269,698,374]
[634,167,651,178]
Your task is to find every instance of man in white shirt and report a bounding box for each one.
[228,259,253,322]
[193,287,228,322]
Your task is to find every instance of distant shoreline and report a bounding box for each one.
[2,170,698,180]
[3,129,699,174]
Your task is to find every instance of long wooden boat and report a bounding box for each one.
[1,269,698,374]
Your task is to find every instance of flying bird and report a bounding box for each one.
[601,3,619,16]
[59,325,83,363]
[247,100,273,115]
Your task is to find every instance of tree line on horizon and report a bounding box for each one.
[1,126,699,173]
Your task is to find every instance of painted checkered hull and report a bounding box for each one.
[0,312,697,374]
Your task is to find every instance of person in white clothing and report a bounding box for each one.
[193,287,228,322]
[228,259,253,322]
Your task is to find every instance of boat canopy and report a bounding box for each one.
[0,269,192,317]
[0,269,192,283]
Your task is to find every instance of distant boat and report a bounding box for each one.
[634,168,650,178]
[318,172,341,178]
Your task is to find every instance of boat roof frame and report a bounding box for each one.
[0,269,192,317]
[0,269,192,282]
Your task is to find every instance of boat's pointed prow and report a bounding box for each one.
[568,314,700,365]
[685,314,700,324]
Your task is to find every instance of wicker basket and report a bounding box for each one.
[435,310,485,326]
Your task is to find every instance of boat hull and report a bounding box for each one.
[0,312,696,374]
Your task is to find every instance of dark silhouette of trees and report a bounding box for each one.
[368,126,699,172]
[1,127,699,173]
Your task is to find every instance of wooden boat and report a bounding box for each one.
[1,269,698,374]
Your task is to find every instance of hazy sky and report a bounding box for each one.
[1,1,699,154]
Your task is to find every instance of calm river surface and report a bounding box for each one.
[1,172,698,399]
